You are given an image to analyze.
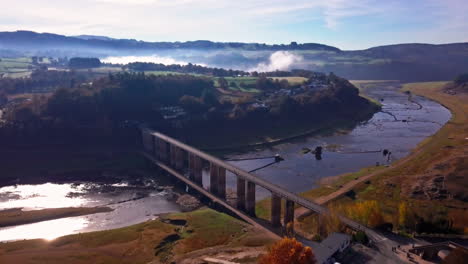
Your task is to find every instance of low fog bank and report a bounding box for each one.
[101,50,304,73]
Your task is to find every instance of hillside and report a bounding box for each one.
[1,30,468,81]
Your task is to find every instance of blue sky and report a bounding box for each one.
[1,0,467,49]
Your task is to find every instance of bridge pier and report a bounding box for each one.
[271,194,282,228]
[188,153,195,180]
[218,167,226,199]
[193,156,203,186]
[170,144,176,167]
[210,163,219,195]
[175,147,184,171]
[284,200,294,231]
[236,177,246,210]
[246,181,256,217]
[159,140,169,162]
[151,134,156,157]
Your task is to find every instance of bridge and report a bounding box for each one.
[140,127,386,242]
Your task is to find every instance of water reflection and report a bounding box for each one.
[0,183,88,210]
[0,182,181,242]
[0,217,89,241]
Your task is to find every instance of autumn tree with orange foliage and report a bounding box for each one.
[344,200,385,228]
[258,237,316,264]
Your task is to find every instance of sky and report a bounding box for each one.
[1,0,467,50]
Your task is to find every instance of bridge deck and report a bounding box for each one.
[144,129,386,242]
[141,151,280,240]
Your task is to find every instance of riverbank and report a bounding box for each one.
[195,103,379,152]
[274,81,467,235]
[0,208,275,264]
[0,207,112,228]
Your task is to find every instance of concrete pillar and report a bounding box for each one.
[236,177,246,210]
[246,181,256,217]
[175,147,184,171]
[188,153,194,180]
[160,140,168,163]
[141,130,151,152]
[151,135,156,157]
[271,194,282,227]
[217,167,226,199]
[170,144,176,167]
[193,156,203,186]
[284,200,295,230]
[210,163,219,195]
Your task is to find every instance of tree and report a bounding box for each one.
[345,200,385,228]
[218,77,228,89]
[179,95,206,114]
[398,202,408,228]
[353,231,369,245]
[259,237,316,264]
[201,88,218,107]
[69,57,101,68]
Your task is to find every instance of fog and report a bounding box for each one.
[99,50,305,72]
[101,55,191,65]
[250,51,303,72]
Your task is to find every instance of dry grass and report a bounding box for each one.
[330,82,468,231]
[0,208,274,264]
[271,76,308,85]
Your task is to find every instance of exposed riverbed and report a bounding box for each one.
[0,181,181,241]
[206,82,451,199]
[0,82,451,241]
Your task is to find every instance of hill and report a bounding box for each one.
[1,30,468,81]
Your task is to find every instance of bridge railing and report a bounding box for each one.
[141,127,377,238]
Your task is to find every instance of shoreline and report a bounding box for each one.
[300,81,454,203]
[0,207,113,228]
[291,81,468,234]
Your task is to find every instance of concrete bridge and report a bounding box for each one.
[140,127,386,242]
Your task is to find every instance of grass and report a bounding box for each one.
[255,81,467,234]
[255,165,385,221]
[0,208,272,263]
[270,76,307,85]
[164,208,246,254]
[218,76,260,93]
[143,70,200,76]
[0,207,112,228]
[0,57,34,78]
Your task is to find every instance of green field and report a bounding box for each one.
[0,57,33,78]
[216,76,260,93]
[271,76,307,85]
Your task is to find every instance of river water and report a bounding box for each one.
[210,82,451,199]
[0,181,180,241]
[0,82,451,241]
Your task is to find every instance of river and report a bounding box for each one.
[205,82,451,199]
[0,82,451,241]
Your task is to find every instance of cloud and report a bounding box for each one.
[0,0,466,49]
[250,51,303,72]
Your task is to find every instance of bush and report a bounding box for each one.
[353,231,369,245]
[258,237,316,264]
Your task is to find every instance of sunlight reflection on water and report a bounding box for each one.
[0,217,89,241]
[0,183,88,210]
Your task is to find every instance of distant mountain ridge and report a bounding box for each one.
[0,30,340,51]
[1,30,468,81]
